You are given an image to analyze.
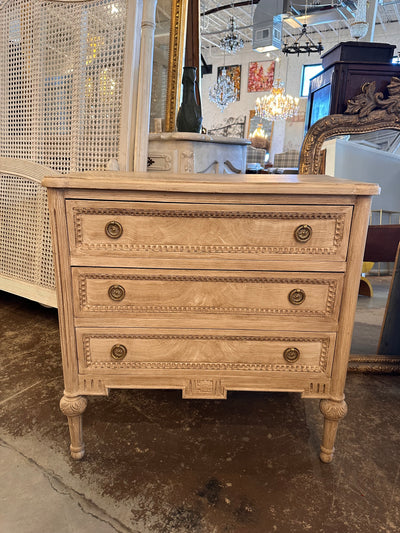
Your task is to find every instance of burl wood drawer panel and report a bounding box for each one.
[66,201,353,262]
[72,268,344,328]
[76,329,336,376]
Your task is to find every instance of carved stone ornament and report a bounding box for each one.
[299,76,400,175]
[180,151,194,173]
[146,153,172,171]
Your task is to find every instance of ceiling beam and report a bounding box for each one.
[202,1,260,17]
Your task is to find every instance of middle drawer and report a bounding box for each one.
[72,268,344,330]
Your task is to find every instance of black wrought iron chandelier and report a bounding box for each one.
[219,17,244,55]
[282,23,323,56]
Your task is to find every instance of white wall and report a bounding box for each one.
[200,22,400,162]
[324,138,400,212]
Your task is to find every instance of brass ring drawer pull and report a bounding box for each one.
[283,347,300,363]
[108,284,126,302]
[105,220,123,239]
[111,344,127,361]
[294,224,312,243]
[288,288,306,305]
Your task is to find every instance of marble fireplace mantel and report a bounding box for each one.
[148,132,250,174]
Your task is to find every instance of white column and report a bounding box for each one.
[361,0,378,42]
[118,0,143,171]
[134,0,158,172]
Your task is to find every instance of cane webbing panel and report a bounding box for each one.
[0,1,128,301]
[0,0,127,173]
[0,173,54,288]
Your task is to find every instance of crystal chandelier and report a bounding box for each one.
[255,80,299,121]
[208,68,237,111]
[350,0,369,40]
[219,17,244,54]
[249,123,268,149]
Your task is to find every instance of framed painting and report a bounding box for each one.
[217,64,241,100]
[248,61,275,93]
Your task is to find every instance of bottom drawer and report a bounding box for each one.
[76,328,335,376]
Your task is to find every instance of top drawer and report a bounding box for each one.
[66,201,352,263]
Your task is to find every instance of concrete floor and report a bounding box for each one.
[1,277,400,533]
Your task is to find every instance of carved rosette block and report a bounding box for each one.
[183,379,226,399]
[319,398,348,463]
[60,394,88,460]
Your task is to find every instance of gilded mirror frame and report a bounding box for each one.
[299,77,400,373]
[165,0,188,132]
[299,77,400,175]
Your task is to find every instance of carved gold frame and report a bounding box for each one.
[165,0,188,132]
[299,77,400,373]
[299,77,400,175]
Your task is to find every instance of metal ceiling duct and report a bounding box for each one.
[252,0,286,52]
[284,1,356,28]
[252,1,357,52]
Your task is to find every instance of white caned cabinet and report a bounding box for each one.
[43,172,379,463]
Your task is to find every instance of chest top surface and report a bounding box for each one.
[42,171,380,197]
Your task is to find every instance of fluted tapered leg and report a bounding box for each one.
[60,394,88,460]
[319,398,348,463]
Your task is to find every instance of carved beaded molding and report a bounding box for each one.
[299,77,400,175]
[73,207,346,256]
[82,333,330,373]
[78,272,338,316]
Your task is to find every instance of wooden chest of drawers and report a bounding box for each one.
[43,172,379,463]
